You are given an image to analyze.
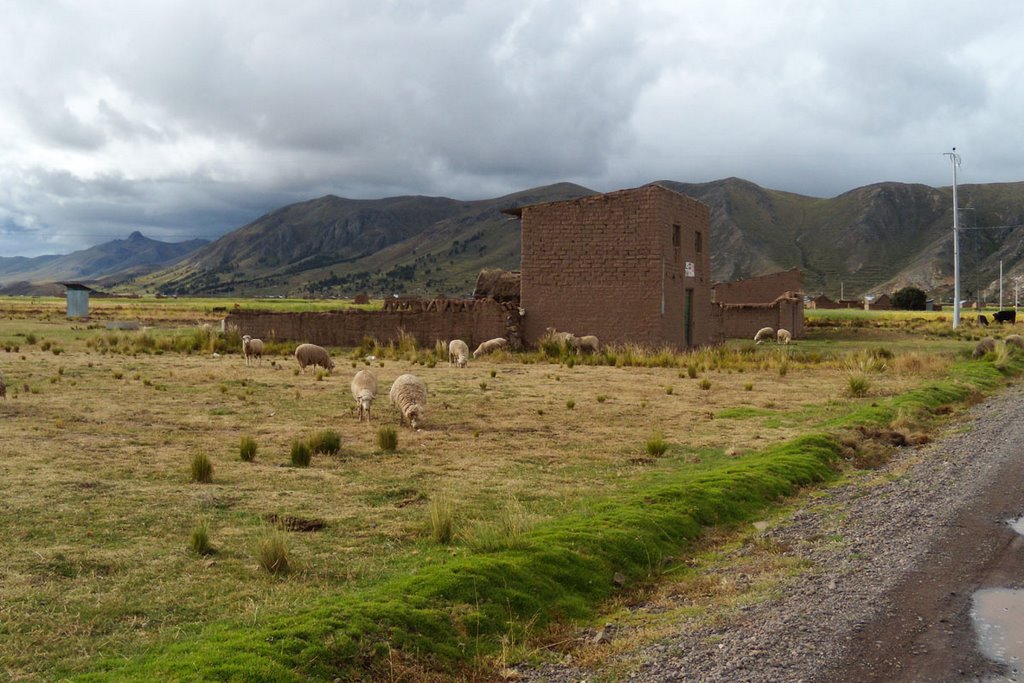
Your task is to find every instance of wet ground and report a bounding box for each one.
[829,447,1024,682]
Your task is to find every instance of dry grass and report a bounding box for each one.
[0,302,972,679]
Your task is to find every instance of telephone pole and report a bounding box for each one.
[945,148,962,328]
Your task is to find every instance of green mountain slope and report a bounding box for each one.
[130,178,1024,300]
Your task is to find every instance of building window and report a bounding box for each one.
[672,224,681,247]
[695,230,703,254]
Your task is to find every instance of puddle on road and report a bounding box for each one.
[972,588,1024,681]
[969,517,1024,681]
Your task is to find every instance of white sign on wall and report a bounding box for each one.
[685,262,695,277]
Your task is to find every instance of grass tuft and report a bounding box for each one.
[308,430,341,456]
[190,520,213,556]
[429,494,456,545]
[290,440,312,467]
[256,529,290,574]
[377,425,398,452]
[645,432,670,457]
[190,453,213,483]
[239,436,257,462]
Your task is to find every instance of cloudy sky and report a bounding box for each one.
[2,1,1022,257]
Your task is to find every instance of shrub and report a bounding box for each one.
[666,385,674,395]
[744,383,754,391]
[429,494,456,545]
[308,430,341,456]
[891,286,927,311]
[257,530,290,574]
[190,520,213,555]
[290,440,312,467]
[190,453,213,483]
[377,426,398,452]
[698,379,711,391]
[566,398,575,410]
[596,394,607,403]
[479,381,488,391]
[645,432,669,457]
[239,436,257,462]
[687,363,698,379]
[490,369,497,378]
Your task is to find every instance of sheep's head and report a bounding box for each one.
[326,358,336,371]
[358,395,373,412]
[407,407,422,430]
[457,356,467,368]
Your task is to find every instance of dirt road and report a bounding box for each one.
[525,385,1024,682]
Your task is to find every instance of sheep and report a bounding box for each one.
[389,373,427,429]
[294,343,335,373]
[473,337,508,358]
[973,337,997,358]
[350,369,378,422]
[1006,334,1024,350]
[776,329,792,345]
[241,335,265,366]
[448,339,470,368]
[754,327,775,344]
[571,335,600,354]
[544,327,576,348]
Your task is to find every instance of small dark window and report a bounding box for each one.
[672,224,681,248]
[695,230,703,254]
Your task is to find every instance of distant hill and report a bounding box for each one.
[125,179,1024,301]
[0,231,209,290]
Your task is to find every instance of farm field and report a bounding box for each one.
[0,298,1013,680]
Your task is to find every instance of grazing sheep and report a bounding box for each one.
[350,369,378,422]
[473,337,508,358]
[389,373,427,429]
[754,327,775,344]
[776,329,792,345]
[978,314,990,327]
[1006,334,1024,350]
[448,339,470,368]
[241,335,265,366]
[973,337,997,358]
[294,343,335,373]
[544,327,576,348]
[572,335,600,354]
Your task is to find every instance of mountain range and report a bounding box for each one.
[7,178,1024,301]
[0,231,208,293]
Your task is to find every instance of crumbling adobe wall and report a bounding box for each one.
[713,294,804,340]
[225,298,521,349]
[713,268,804,304]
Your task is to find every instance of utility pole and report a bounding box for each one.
[1000,260,1004,309]
[945,148,962,328]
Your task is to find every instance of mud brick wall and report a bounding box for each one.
[519,184,713,349]
[713,268,804,304]
[225,299,516,349]
[714,296,804,340]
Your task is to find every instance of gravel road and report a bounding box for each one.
[522,383,1024,682]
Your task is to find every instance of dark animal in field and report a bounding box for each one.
[993,310,1017,324]
[978,314,989,326]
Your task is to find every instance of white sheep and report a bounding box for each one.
[973,337,997,358]
[350,369,378,422]
[448,339,470,368]
[389,373,427,429]
[754,327,775,344]
[294,343,335,373]
[544,327,576,348]
[776,329,792,345]
[473,337,508,358]
[242,335,265,366]
[572,335,600,354]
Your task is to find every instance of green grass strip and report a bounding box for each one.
[81,354,1023,681]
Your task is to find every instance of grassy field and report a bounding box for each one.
[0,300,1016,680]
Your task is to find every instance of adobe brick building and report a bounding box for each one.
[510,184,713,349]
[712,267,804,304]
